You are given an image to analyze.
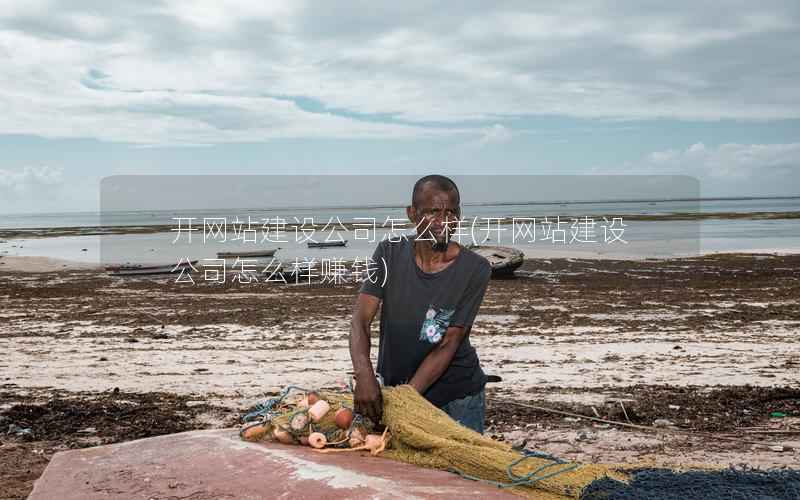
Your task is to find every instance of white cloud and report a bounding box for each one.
[615,142,800,181]
[477,124,513,146]
[0,165,64,193]
[0,1,799,144]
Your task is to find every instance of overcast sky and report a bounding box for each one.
[1,1,799,213]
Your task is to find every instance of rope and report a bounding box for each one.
[449,449,579,489]
[241,385,311,423]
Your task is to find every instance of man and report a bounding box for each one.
[349,175,492,433]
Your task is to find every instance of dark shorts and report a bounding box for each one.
[440,388,485,434]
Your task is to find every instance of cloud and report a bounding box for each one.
[477,124,513,146]
[0,165,64,194]
[0,1,799,144]
[641,142,800,179]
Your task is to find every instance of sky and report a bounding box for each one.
[1,0,799,214]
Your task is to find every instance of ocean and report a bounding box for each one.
[1,197,799,263]
[2,196,799,230]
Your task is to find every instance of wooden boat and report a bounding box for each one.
[307,240,348,248]
[465,244,524,277]
[216,249,277,258]
[28,430,521,499]
[105,260,198,276]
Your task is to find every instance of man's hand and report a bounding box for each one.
[350,292,383,424]
[354,373,383,425]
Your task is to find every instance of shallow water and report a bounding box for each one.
[1,218,798,264]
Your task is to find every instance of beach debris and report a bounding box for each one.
[576,428,597,442]
[653,419,675,428]
[7,423,34,440]
[619,401,632,424]
[770,412,787,418]
[504,430,528,449]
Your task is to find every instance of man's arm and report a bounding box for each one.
[408,324,469,394]
[410,259,492,394]
[349,292,383,424]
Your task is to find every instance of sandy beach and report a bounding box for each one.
[4,1,800,496]
[2,252,799,498]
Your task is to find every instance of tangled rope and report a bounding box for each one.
[449,449,580,490]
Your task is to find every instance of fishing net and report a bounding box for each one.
[240,384,800,499]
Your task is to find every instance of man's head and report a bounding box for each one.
[407,175,461,251]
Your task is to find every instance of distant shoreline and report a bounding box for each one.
[3,194,799,218]
[1,210,799,240]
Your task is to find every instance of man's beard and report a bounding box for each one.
[431,232,450,252]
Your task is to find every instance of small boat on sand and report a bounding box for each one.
[105,260,198,276]
[307,240,348,248]
[216,249,278,258]
[465,244,524,277]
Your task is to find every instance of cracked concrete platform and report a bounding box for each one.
[28,429,517,499]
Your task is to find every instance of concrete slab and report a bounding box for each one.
[28,428,519,499]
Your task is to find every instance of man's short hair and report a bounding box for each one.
[411,175,460,209]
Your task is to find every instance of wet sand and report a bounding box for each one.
[1,253,799,498]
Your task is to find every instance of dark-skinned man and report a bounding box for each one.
[349,174,492,433]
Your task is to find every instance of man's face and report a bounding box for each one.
[407,186,460,249]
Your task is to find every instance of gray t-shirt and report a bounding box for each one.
[359,234,492,407]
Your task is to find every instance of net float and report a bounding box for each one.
[272,426,294,445]
[289,411,309,431]
[308,432,327,449]
[240,423,268,442]
[308,400,330,422]
[335,407,354,429]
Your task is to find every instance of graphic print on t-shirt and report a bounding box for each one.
[419,304,455,344]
